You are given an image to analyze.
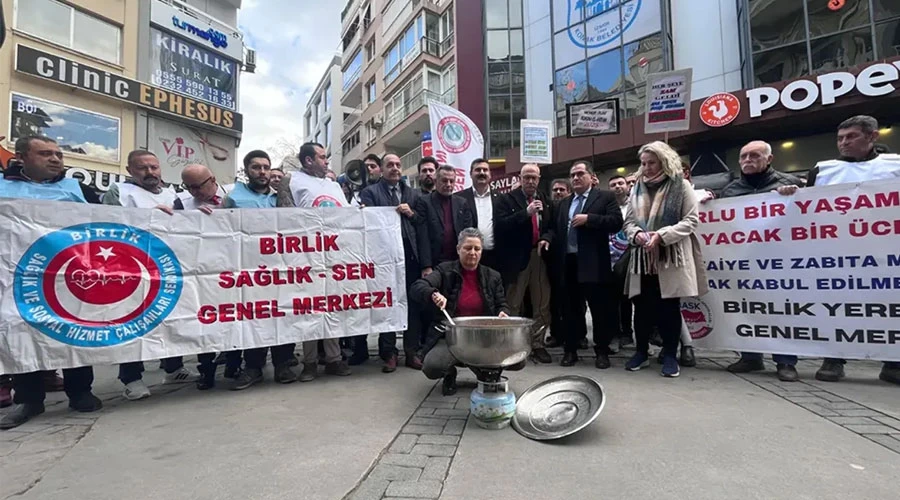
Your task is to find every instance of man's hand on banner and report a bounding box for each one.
[537,240,550,256]
[154,205,174,215]
[422,267,433,278]
[699,190,715,203]
[198,205,214,215]
[776,185,800,196]
[432,291,448,310]
[397,203,414,218]
[498,311,509,318]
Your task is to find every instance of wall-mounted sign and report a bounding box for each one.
[644,68,693,134]
[147,116,236,184]
[151,28,236,109]
[10,93,121,163]
[699,92,741,128]
[15,44,242,136]
[150,0,243,61]
[747,61,900,118]
[566,98,621,138]
[520,119,553,165]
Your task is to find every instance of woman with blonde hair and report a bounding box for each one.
[623,141,707,378]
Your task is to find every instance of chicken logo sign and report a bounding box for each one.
[699,92,741,128]
[13,223,183,347]
[681,298,714,340]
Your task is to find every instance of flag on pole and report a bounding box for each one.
[427,100,484,192]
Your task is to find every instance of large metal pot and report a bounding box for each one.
[444,316,534,368]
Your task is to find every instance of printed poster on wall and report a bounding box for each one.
[684,180,900,361]
[520,120,553,164]
[147,116,237,184]
[566,98,621,138]
[0,200,407,373]
[151,28,237,110]
[644,68,693,134]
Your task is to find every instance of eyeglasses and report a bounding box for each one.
[182,177,213,191]
[552,187,568,192]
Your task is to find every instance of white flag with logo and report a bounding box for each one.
[427,100,484,192]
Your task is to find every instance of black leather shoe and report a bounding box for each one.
[544,337,562,348]
[442,367,458,396]
[531,348,552,364]
[595,353,611,369]
[680,346,697,367]
[348,351,369,366]
[68,393,102,413]
[0,403,45,430]
[579,338,589,350]
[561,352,578,367]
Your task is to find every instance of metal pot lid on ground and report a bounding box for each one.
[511,375,606,441]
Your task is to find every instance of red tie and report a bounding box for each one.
[528,196,539,245]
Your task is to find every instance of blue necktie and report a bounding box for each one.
[568,195,584,252]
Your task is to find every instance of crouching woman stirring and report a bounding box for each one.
[623,141,708,378]
[411,228,516,395]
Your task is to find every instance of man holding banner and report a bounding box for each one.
[0,136,103,430]
[277,142,352,382]
[779,116,900,385]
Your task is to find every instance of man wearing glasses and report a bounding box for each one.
[175,165,229,211]
[103,150,200,401]
[277,142,352,382]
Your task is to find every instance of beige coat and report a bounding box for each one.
[623,178,708,299]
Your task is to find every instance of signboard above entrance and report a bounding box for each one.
[150,0,243,61]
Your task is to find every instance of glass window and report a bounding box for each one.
[489,131,512,158]
[486,0,509,29]
[487,30,510,62]
[510,62,526,94]
[73,10,120,63]
[876,20,900,58]
[753,42,810,85]
[623,34,664,89]
[874,0,900,22]
[366,40,376,62]
[585,0,620,20]
[557,111,567,137]
[15,0,121,65]
[553,0,582,33]
[324,85,332,111]
[510,0,523,28]
[554,30,586,70]
[622,89,641,118]
[587,48,623,98]
[511,96,526,130]
[554,62,588,109]
[428,71,442,93]
[443,66,456,92]
[489,62,510,94]
[325,120,332,148]
[367,80,377,103]
[810,27,874,73]
[441,7,455,39]
[426,12,440,40]
[748,0,805,52]
[806,0,869,38]
[510,29,524,58]
[489,96,512,131]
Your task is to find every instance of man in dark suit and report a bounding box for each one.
[539,160,623,368]
[420,165,474,265]
[455,158,499,270]
[495,164,553,363]
[357,153,433,372]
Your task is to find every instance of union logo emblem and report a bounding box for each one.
[13,223,183,347]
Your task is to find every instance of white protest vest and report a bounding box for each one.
[814,154,900,186]
[116,183,178,208]
[288,170,346,208]
[178,184,229,210]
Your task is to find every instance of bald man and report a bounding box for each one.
[495,163,553,363]
[719,141,803,382]
[175,164,229,211]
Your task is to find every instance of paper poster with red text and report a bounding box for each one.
[0,200,406,373]
[685,179,900,361]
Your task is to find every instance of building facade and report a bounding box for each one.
[303,55,345,174]
[506,0,900,184]
[0,0,248,194]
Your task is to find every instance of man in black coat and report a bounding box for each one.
[357,153,433,372]
[455,158,500,270]
[495,163,554,363]
[539,160,623,368]
[420,165,474,265]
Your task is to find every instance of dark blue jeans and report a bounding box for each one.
[13,367,93,405]
[740,352,797,366]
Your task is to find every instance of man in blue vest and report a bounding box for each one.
[0,136,102,430]
[103,150,200,400]
[223,150,300,390]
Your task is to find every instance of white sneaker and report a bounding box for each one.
[163,367,200,384]
[123,380,151,401]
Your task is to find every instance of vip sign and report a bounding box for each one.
[748,61,900,118]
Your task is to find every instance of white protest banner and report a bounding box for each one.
[0,200,406,373]
[644,68,693,134]
[575,108,615,132]
[428,100,484,192]
[520,119,553,164]
[683,180,900,361]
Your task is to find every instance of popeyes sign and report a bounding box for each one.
[747,61,900,118]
